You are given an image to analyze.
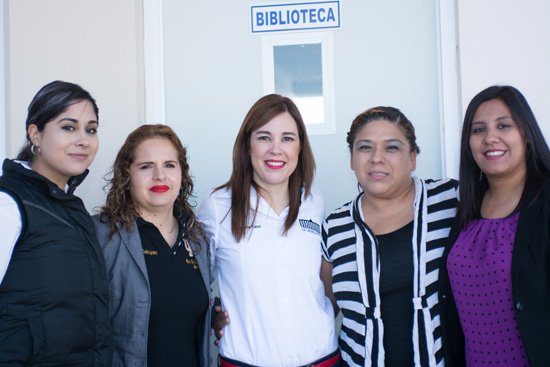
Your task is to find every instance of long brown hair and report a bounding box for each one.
[98,124,204,243]
[218,94,315,242]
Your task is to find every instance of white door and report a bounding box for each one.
[161,0,455,213]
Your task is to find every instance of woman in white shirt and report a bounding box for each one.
[198,94,339,367]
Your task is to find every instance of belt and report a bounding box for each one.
[220,350,341,367]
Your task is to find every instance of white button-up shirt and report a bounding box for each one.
[198,187,337,366]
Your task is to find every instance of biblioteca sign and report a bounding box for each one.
[250,1,341,34]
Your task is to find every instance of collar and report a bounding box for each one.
[250,185,306,216]
[2,158,89,198]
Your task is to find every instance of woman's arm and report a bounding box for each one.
[0,193,22,285]
[321,258,339,317]
[197,190,220,278]
[198,190,228,345]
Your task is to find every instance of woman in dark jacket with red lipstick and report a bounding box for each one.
[93,124,211,367]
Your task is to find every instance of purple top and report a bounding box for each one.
[447,212,529,367]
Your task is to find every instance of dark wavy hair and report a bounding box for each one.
[17,80,99,162]
[98,124,204,243]
[458,85,550,226]
[217,94,315,242]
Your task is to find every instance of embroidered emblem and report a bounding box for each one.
[299,219,321,235]
[186,258,198,269]
[143,249,158,256]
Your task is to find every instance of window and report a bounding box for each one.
[262,32,335,134]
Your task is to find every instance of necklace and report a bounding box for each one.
[139,211,178,235]
[168,220,177,234]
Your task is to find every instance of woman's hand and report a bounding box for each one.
[212,303,230,346]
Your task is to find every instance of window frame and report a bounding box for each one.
[262,31,336,135]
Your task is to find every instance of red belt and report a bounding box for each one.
[220,351,341,367]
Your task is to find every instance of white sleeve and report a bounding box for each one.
[321,219,332,262]
[197,190,219,280]
[0,192,23,285]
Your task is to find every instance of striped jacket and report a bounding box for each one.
[322,178,458,367]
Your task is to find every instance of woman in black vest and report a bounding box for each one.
[0,81,112,366]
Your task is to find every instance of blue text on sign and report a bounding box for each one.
[250,1,341,34]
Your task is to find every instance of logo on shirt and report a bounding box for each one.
[246,224,261,229]
[299,219,320,235]
[143,249,158,256]
[186,258,198,269]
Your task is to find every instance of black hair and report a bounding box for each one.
[347,106,420,154]
[458,85,550,225]
[17,80,99,162]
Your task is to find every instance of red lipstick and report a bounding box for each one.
[150,185,169,193]
[265,160,285,170]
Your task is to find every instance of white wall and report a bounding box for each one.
[0,0,5,163]
[4,0,145,212]
[457,0,550,140]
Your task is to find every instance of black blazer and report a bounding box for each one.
[439,187,550,367]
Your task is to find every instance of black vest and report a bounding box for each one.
[0,159,112,366]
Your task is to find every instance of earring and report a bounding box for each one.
[31,144,41,155]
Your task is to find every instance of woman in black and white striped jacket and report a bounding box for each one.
[321,107,459,367]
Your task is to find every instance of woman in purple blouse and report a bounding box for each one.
[439,85,550,367]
